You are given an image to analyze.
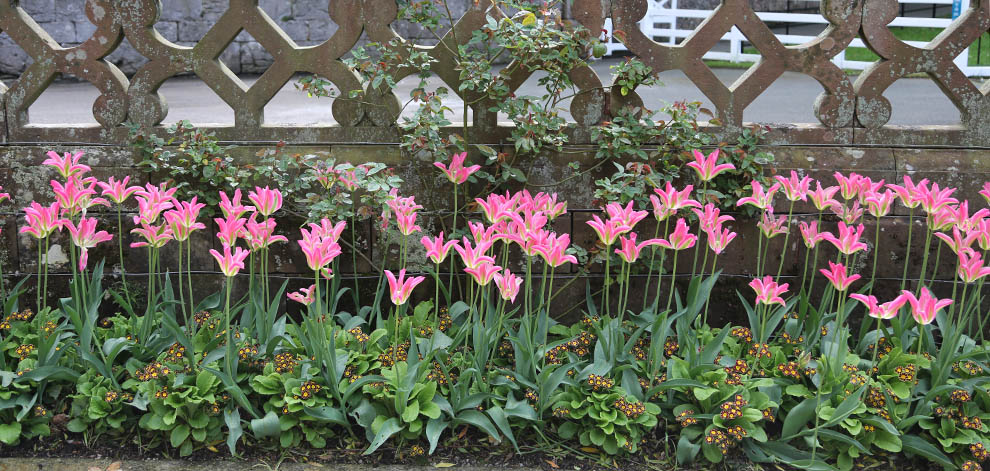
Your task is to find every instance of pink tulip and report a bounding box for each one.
[958,249,990,283]
[535,193,567,220]
[163,198,207,242]
[976,220,990,251]
[849,293,906,320]
[686,149,735,182]
[820,261,860,291]
[308,219,347,244]
[219,189,255,220]
[509,208,549,234]
[386,192,423,236]
[245,214,288,251]
[749,276,788,306]
[820,222,868,255]
[774,171,812,202]
[468,221,498,246]
[338,167,361,191]
[807,182,840,212]
[887,175,928,209]
[980,182,990,206]
[133,183,177,224]
[20,201,64,239]
[653,182,701,214]
[927,205,957,232]
[465,260,502,286]
[915,181,958,214]
[900,288,952,325]
[935,226,979,255]
[736,180,781,211]
[947,200,989,232]
[215,215,247,247]
[692,204,734,233]
[856,177,885,204]
[43,150,90,180]
[298,227,342,272]
[385,269,425,306]
[654,218,697,251]
[605,201,648,230]
[97,176,141,205]
[706,224,737,255]
[493,269,523,303]
[421,233,459,264]
[453,237,494,269]
[834,172,863,201]
[130,222,173,249]
[287,285,316,306]
[757,209,788,238]
[0,186,9,205]
[865,189,896,218]
[52,177,108,217]
[587,215,631,246]
[64,217,113,271]
[832,200,864,225]
[799,221,824,248]
[248,186,283,217]
[533,233,578,267]
[434,152,481,184]
[475,192,517,224]
[615,233,663,263]
[210,244,250,278]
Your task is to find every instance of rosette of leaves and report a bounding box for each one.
[356,359,443,453]
[919,382,990,457]
[250,363,338,448]
[551,385,660,455]
[136,369,226,457]
[66,370,141,440]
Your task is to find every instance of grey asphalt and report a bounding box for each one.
[19,58,977,127]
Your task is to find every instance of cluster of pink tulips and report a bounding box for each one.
[6,149,990,361]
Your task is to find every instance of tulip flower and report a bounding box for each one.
[130,222,173,248]
[605,201,648,230]
[385,269,425,306]
[865,189,896,218]
[947,200,989,233]
[935,226,980,255]
[736,180,781,211]
[215,215,247,247]
[653,182,701,214]
[97,176,141,204]
[654,218,697,251]
[749,276,788,306]
[218,189,255,220]
[807,182,840,212]
[615,233,663,263]
[799,221,823,248]
[210,244,250,278]
[706,224,737,255]
[686,149,735,182]
[857,177,884,204]
[957,249,990,283]
[307,219,347,243]
[52,177,107,217]
[20,201,64,239]
[928,205,958,231]
[820,222,868,255]
[163,198,207,242]
[900,287,952,325]
[757,210,788,238]
[981,182,990,206]
[587,215,631,246]
[386,192,423,236]
[849,293,906,320]
[465,260,501,286]
[64,217,113,271]
[887,175,928,209]
[133,183,177,224]
[43,150,90,179]
[832,200,864,225]
[475,192,517,223]
[533,233,578,267]
[434,152,481,184]
[421,233,459,264]
[692,204,734,233]
[0,186,9,205]
[820,261,861,291]
[287,285,316,306]
[245,215,288,251]
[493,269,523,303]
[834,172,863,201]
[248,186,283,217]
[453,237,495,269]
[774,171,812,202]
[915,182,958,214]
[298,228,342,272]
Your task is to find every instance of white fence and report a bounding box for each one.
[604,0,990,77]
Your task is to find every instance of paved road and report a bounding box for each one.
[20,58,973,127]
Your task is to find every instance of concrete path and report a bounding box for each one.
[17,58,978,128]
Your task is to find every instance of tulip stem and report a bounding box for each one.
[665,251,680,315]
[900,208,915,291]
[642,220,662,312]
[869,214,881,296]
[775,199,796,280]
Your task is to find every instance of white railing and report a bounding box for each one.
[604,0,990,77]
